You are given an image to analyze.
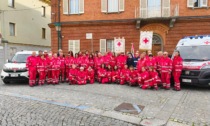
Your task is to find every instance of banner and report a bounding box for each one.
[139,31,153,50]
[114,38,125,53]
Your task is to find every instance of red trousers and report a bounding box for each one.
[173,71,181,90]
[77,78,86,85]
[148,79,158,90]
[128,77,137,86]
[47,70,52,84]
[38,71,46,85]
[29,67,37,86]
[87,76,94,84]
[112,76,119,83]
[69,76,77,84]
[161,72,171,89]
[52,69,60,84]
[66,68,70,82]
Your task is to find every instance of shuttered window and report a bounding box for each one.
[68,40,80,55]
[101,0,124,13]
[162,0,170,17]
[100,39,115,54]
[187,0,208,8]
[63,0,84,14]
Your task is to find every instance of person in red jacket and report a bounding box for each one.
[137,53,146,73]
[138,67,150,89]
[119,64,130,85]
[37,55,47,85]
[52,53,61,84]
[88,54,95,69]
[127,66,138,86]
[109,54,116,69]
[148,66,161,90]
[77,67,87,85]
[26,51,38,87]
[65,52,72,82]
[80,53,89,70]
[112,65,120,83]
[145,54,157,70]
[86,66,95,84]
[172,51,183,91]
[106,64,112,83]
[155,51,163,76]
[97,64,108,84]
[160,52,172,90]
[46,53,53,84]
[69,64,78,85]
[59,52,66,83]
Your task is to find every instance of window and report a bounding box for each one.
[42,6,46,17]
[187,0,208,8]
[42,28,46,39]
[140,0,170,18]
[68,40,80,55]
[101,0,125,13]
[63,0,84,14]
[100,39,115,54]
[9,23,15,36]
[8,0,15,8]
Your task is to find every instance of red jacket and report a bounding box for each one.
[145,58,157,69]
[86,68,94,78]
[52,58,61,70]
[26,56,38,69]
[88,58,95,68]
[111,70,120,79]
[137,58,146,72]
[109,56,116,68]
[69,68,78,78]
[98,68,107,77]
[46,57,53,70]
[138,71,150,80]
[77,70,87,80]
[172,56,183,72]
[129,70,138,79]
[37,58,47,72]
[59,56,65,69]
[149,70,161,82]
[95,57,104,69]
[160,57,172,73]
[119,68,130,78]
[155,56,163,71]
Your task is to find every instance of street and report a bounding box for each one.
[0,80,210,126]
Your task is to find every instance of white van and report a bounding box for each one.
[1,51,36,84]
[175,35,210,86]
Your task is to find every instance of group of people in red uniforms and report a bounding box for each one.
[26,49,183,91]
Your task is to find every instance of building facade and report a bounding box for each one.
[0,0,51,69]
[49,0,210,55]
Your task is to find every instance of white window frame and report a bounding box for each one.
[8,0,15,8]
[100,39,115,54]
[187,0,208,8]
[9,22,15,36]
[101,0,125,13]
[68,40,80,55]
[63,0,84,15]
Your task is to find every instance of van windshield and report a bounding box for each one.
[176,46,210,61]
[11,54,31,63]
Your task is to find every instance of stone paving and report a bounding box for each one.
[0,80,210,126]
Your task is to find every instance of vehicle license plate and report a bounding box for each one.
[182,79,191,83]
[10,73,19,77]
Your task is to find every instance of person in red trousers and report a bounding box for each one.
[69,64,78,85]
[59,52,66,83]
[97,64,108,84]
[119,64,130,85]
[172,51,183,91]
[77,67,87,85]
[26,51,38,87]
[160,52,172,90]
[86,66,95,84]
[127,66,138,86]
[106,64,113,83]
[148,66,161,90]
[138,67,150,89]
[112,65,120,83]
[37,55,47,85]
[52,53,61,84]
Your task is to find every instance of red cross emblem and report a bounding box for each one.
[143,38,149,44]
[117,42,121,47]
[204,41,210,45]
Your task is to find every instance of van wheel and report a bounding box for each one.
[3,80,10,84]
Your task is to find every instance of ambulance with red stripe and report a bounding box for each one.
[175,35,210,86]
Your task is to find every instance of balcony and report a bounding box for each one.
[135,4,179,19]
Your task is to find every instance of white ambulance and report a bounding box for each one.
[175,35,210,86]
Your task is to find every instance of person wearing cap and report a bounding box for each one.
[76,67,87,85]
[160,51,172,90]
[46,53,53,84]
[69,64,78,85]
[51,53,61,84]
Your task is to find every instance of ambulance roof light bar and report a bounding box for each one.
[183,35,210,39]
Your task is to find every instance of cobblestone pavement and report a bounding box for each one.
[0,80,210,126]
[0,95,135,126]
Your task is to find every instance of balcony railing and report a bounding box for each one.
[135,4,179,19]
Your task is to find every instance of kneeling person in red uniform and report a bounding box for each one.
[138,67,150,89]
[69,64,78,85]
[148,66,161,90]
[86,66,95,84]
[77,67,87,85]
[127,66,138,86]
